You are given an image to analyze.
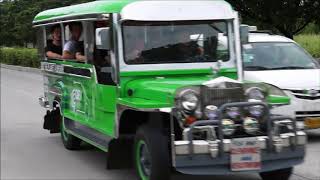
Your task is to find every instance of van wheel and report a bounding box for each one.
[260,167,293,180]
[60,118,81,150]
[134,125,171,180]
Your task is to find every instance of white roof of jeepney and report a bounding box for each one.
[249,33,295,43]
[120,1,235,21]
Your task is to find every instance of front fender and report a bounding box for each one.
[117,97,172,109]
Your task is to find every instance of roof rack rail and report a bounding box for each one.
[249,30,274,35]
[242,25,274,35]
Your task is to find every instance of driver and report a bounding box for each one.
[125,33,145,63]
[172,30,204,60]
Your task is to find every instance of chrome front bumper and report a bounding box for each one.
[171,102,306,175]
[175,131,307,156]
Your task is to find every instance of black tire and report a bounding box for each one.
[60,118,81,150]
[260,167,293,180]
[134,125,171,180]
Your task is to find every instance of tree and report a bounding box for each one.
[0,0,92,47]
[227,0,320,39]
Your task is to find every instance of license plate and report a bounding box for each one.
[230,137,261,171]
[304,117,320,129]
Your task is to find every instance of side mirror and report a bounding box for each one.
[96,27,111,50]
[240,25,249,44]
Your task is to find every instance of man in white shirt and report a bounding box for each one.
[62,22,85,62]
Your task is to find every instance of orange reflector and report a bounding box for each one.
[185,116,197,125]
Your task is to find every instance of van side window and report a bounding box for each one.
[45,24,63,59]
[93,21,114,85]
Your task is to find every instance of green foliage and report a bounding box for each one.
[0,48,39,68]
[295,35,320,58]
[0,0,92,47]
[226,0,320,39]
[301,23,320,34]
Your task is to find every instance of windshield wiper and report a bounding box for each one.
[244,66,271,71]
[269,66,311,70]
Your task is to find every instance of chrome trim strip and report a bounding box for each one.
[76,110,86,114]
[48,91,62,96]
[33,14,109,27]
[233,12,243,81]
[41,62,93,79]
[296,114,320,117]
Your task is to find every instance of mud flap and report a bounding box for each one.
[43,110,61,133]
[106,138,133,169]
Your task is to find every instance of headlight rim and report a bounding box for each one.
[177,89,200,112]
[245,87,266,102]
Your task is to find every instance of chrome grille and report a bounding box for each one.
[288,89,320,100]
[296,111,320,119]
[200,86,245,107]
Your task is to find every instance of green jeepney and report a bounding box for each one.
[34,1,306,180]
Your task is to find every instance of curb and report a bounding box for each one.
[1,64,41,74]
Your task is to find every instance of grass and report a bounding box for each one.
[0,47,40,68]
[294,34,320,58]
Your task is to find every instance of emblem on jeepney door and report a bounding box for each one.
[70,89,82,112]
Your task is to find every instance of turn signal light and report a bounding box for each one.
[185,116,197,125]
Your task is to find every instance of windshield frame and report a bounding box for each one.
[117,20,236,72]
[243,42,320,71]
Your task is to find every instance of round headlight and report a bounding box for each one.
[205,105,218,119]
[222,119,236,136]
[248,105,265,117]
[243,117,259,135]
[226,107,241,119]
[180,90,199,112]
[245,87,265,101]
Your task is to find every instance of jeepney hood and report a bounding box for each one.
[121,75,213,108]
[244,69,320,89]
[118,68,237,109]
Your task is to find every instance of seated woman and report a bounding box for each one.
[45,25,62,59]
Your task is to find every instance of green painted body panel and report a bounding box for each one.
[217,68,238,79]
[93,84,117,136]
[45,60,116,138]
[33,0,136,23]
[267,95,291,105]
[118,69,219,109]
[120,68,213,77]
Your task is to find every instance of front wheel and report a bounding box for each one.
[134,125,171,180]
[60,118,81,150]
[260,167,293,180]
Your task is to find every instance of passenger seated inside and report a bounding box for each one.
[94,21,111,68]
[125,33,145,63]
[62,22,85,62]
[45,25,62,59]
[140,30,203,63]
[94,21,114,85]
[172,30,204,60]
[75,43,86,62]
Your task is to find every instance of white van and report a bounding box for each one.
[243,32,320,129]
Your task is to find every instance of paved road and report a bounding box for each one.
[1,68,319,180]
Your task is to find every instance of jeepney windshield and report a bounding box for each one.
[243,42,319,71]
[122,21,230,65]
